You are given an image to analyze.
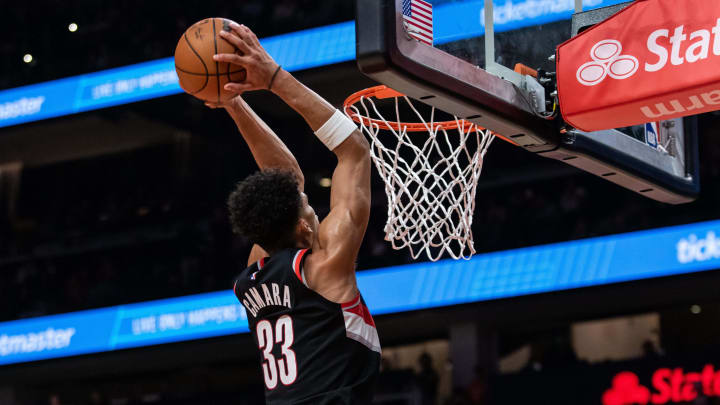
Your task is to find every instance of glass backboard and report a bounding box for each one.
[432,0,629,73]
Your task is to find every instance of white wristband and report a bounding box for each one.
[315,110,357,151]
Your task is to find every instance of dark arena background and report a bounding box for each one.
[2,1,720,405]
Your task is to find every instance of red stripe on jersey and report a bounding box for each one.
[342,296,376,327]
[292,249,309,281]
[259,257,266,269]
[341,294,361,309]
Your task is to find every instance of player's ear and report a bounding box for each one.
[301,218,313,233]
[295,218,313,237]
[294,218,314,247]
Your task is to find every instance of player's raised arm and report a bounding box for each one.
[216,24,371,297]
[269,72,371,279]
[269,74,371,278]
[208,96,304,191]
[213,96,307,266]
[207,48,306,266]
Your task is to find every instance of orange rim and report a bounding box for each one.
[343,85,517,145]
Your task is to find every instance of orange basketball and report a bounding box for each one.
[174,18,246,103]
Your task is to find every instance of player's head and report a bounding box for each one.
[227,169,318,253]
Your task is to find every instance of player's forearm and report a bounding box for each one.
[225,98,304,188]
[270,70,336,132]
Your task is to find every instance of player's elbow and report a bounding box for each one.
[351,132,370,163]
[354,130,370,154]
[335,131,370,161]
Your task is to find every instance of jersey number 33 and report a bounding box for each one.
[256,315,297,389]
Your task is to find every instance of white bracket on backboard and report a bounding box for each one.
[483,0,523,86]
[484,0,553,113]
[484,0,584,84]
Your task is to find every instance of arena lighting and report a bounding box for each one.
[319,177,332,188]
[690,304,702,314]
[22,54,32,63]
[68,23,78,32]
[0,0,629,129]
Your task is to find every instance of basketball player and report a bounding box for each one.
[210,23,380,404]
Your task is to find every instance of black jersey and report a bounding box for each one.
[233,248,381,404]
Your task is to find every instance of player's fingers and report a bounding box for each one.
[240,25,261,47]
[204,102,221,109]
[213,53,250,67]
[224,82,254,93]
[219,30,251,55]
[230,23,258,49]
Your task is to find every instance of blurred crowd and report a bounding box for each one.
[1,118,719,322]
[1,0,354,90]
[29,351,450,405]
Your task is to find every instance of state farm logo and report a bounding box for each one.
[574,22,720,88]
[603,365,720,405]
[577,39,639,86]
[603,372,649,405]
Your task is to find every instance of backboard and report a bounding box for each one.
[355,0,700,203]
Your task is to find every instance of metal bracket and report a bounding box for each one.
[519,75,547,114]
[483,0,523,87]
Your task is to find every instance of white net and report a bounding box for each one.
[345,90,495,261]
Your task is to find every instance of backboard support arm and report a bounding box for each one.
[484,0,523,87]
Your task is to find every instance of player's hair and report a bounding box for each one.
[227,169,302,252]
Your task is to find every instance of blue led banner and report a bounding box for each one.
[0,22,355,130]
[1,219,719,366]
[433,0,624,44]
[0,0,626,129]
[0,58,180,128]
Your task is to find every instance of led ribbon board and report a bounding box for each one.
[0,0,627,129]
[1,219,719,366]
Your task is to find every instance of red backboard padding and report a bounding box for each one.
[557,0,720,132]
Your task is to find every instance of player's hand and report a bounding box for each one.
[204,101,224,109]
[204,95,241,110]
[214,24,281,94]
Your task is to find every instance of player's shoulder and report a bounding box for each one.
[232,261,258,296]
[265,248,306,270]
[301,248,360,303]
[235,248,303,289]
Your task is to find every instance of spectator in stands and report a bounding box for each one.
[443,388,472,405]
[417,352,439,405]
[642,340,662,359]
[48,394,61,405]
[466,366,488,405]
[89,391,107,405]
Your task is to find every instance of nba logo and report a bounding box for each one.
[250,271,258,280]
[645,122,659,149]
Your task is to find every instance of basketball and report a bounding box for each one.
[174,18,246,103]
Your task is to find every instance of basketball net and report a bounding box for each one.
[344,86,495,261]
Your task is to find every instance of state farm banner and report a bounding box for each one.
[556,0,720,132]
